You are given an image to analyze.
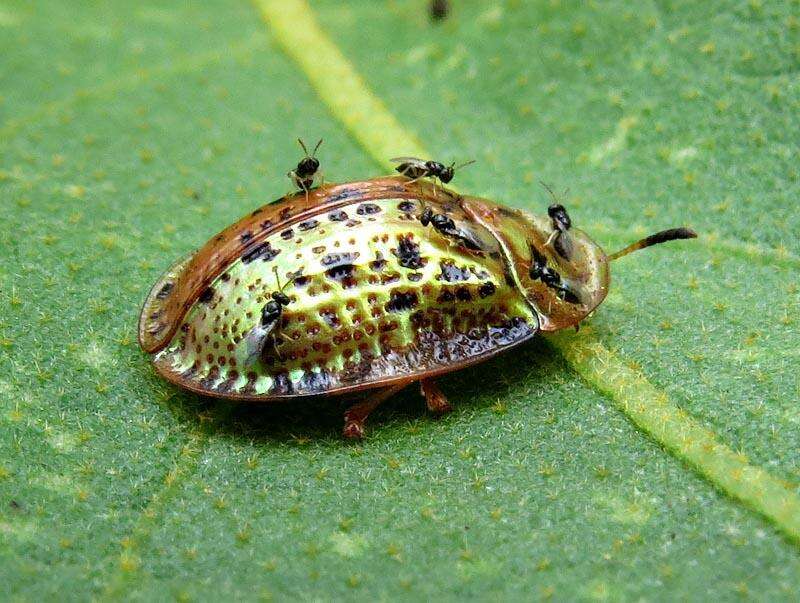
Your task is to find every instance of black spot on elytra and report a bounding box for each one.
[240,230,254,243]
[220,273,230,282]
[199,365,220,390]
[293,274,310,287]
[456,287,472,301]
[340,355,374,383]
[279,207,293,221]
[437,289,456,303]
[369,251,386,272]
[357,203,381,215]
[319,307,341,328]
[260,219,274,231]
[242,241,280,264]
[325,263,356,282]
[386,290,419,312]
[299,369,335,392]
[471,267,491,280]
[328,210,348,222]
[438,260,471,282]
[269,372,294,395]
[198,286,215,304]
[280,228,294,240]
[489,317,532,345]
[298,219,319,232]
[321,252,360,267]
[479,282,496,298]
[408,272,423,282]
[181,362,199,379]
[393,234,425,269]
[327,188,360,203]
[397,200,416,213]
[147,322,165,335]
[156,282,173,299]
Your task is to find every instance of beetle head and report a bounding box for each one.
[462,196,696,332]
[462,198,609,331]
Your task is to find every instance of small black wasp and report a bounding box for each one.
[288,139,323,200]
[429,0,450,21]
[390,157,475,188]
[244,269,293,366]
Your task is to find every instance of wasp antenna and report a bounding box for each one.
[539,180,560,203]
[297,138,309,155]
[272,265,284,291]
[455,159,476,170]
[608,227,697,261]
[311,139,323,156]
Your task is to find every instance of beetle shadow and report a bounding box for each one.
[163,338,562,446]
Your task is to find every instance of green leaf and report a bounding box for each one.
[2,0,799,600]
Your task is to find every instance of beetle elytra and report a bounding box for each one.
[139,176,695,438]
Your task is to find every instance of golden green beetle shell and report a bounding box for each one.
[138,176,609,400]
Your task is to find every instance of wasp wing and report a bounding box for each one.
[389,156,425,164]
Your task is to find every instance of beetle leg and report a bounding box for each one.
[343,382,408,439]
[420,378,452,415]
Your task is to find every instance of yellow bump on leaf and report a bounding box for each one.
[64,184,86,199]
[699,42,716,54]
[118,553,140,573]
[589,116,638,164]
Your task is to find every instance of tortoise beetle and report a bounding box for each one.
[139,175,695,438]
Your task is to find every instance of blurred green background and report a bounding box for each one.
[1,0,799,600]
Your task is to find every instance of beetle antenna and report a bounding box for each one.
[297,138,309,156]
[608,227,697,261]
[311,139,323,157]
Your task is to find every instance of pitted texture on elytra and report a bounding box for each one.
[153,195,539,398]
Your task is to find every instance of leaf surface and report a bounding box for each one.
[1,0,799,599]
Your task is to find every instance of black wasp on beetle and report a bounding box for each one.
[390,157,475,187]
[288,138,323,200]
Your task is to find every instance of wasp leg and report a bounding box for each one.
[300,180,309,204]
[343,382,409,439]
[289,172,310,203]
[420,378,452,415]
